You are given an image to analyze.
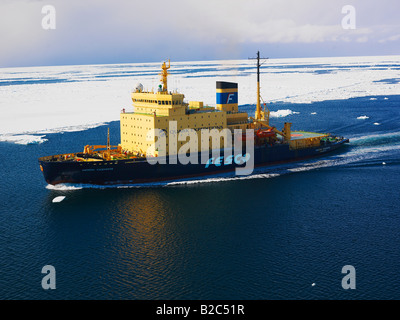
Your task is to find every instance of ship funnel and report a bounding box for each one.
[216,81,238,113]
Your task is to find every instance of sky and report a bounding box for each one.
[0,0,399,68]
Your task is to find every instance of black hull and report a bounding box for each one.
[39,140,349,185]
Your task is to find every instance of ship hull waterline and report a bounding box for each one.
[39,139,349,186]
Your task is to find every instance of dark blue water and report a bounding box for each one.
[0,95,400,300]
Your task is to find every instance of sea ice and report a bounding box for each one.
[0,134,47,144]
[52,196,66,203]
[270,109,299,118]
[1,55,399,139]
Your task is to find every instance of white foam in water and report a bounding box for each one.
[374,122,381,125]
[357,115,369,120]
[46,184,83,190]
[52,196,66,203]
[348,131,400,143]
[42,172,281,190]
[166,173,281,186]
[288,160,336,173]
[289,131,400,172]
[270,109,299,118]
[47,182,166,190]
[0,134,48,145]
[336,134,400,160]
[370,97,377,100]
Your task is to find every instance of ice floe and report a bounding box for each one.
[0,134,48,145]
[270,109,300,118]
[52,196,66,203]
[1,55,399,137]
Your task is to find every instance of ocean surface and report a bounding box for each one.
[0,57,399,300]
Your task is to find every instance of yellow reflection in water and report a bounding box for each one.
[114,190,176,264]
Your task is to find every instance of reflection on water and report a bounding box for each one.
[40,189,179,299]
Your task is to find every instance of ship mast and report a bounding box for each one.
[107,127,110,151]
[104,127,111,160]
[160,59,170,92]
[249,51,269,124]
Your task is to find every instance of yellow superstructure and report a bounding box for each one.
[120,59,233,157]
[119,58,327,157]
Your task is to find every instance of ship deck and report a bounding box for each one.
[286,131,328,140]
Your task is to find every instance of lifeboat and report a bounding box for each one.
[256,129,275,138]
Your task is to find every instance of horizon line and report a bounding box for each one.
[1,54,400,70]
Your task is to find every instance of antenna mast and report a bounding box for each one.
[249,51,269,123]
[106,127,111,160]
[160,59,170,92]
[107,128,110,151]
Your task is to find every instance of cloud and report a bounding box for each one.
[356,36,369,43]
[379,34,400,43]
[0,0,399,67]
[203,19,372,44]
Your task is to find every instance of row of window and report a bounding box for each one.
[133,99,182,105]
[123,122,222,132]
[121,140,224,146]
[156,114,222,122]
[122,114,223,124]
[121,125,146,129]
[121,117,152,122]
